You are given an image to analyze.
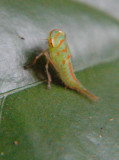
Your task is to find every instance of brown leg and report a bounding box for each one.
[24,52,43,69]
[44,50,59,73]
[45,61,52,89]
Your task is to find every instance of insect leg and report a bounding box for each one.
[24,52,44,69]
[44,50,59,73]
[45,61,52,89]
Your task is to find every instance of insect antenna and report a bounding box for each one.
[40,38,48,41]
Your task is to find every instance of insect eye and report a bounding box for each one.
[50,38,54,47]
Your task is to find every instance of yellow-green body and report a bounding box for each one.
[48,29,98,100]
[49,35,80,89]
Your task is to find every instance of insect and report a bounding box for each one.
[25,29,98,101]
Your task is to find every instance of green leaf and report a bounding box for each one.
[0,0,119,159]
[0,0,119,94]
[0,59,119,160]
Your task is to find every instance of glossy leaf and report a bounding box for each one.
[0,0,119,159]
[0,0,119,94]
[0,59,119,160]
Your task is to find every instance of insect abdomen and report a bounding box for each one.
[59,60,79,88]
[59,61,98,101]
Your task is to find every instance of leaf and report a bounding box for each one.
[0,1,119,159]
[0,0,119,94]
[0,59,119,160]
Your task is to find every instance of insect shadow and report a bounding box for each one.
[24,47,63,88]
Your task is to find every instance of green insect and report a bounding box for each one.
[25,29,98,101]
